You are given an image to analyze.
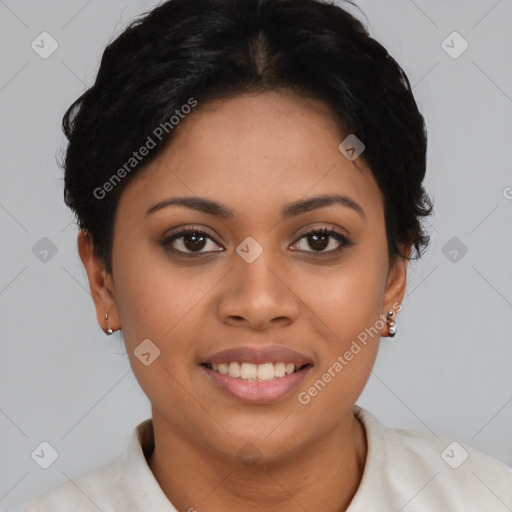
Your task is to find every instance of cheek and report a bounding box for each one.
[294,251,387,412]
[299,254,388,342]
[112,259,209,418]
[295,261,385,420]
[112,251,222,380]
[295,350,376,438]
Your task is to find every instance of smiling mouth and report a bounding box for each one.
[201,362,312,382]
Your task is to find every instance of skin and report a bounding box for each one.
[78,90,410,512]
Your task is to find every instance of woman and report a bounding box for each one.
[15,0,512,510]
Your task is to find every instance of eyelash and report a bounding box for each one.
[161,226,352,258]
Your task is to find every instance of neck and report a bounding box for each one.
[147,409,367,512]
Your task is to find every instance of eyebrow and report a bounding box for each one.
[145,193,365,220]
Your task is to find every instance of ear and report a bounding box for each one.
[382,244,411,315]
[77,230,120,333]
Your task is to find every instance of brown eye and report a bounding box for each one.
[162,228,223,255]
[292,227,351,256]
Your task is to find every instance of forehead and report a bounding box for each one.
[116,91,383,224]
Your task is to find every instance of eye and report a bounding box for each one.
[161,226,352,258]
[161,227,223,255]
[291,227,352,256]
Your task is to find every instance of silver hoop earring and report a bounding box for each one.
[386,310,397,338]
[105,313,114,335]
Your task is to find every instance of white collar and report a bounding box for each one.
[121,406,380,511]
[123,418,178,511]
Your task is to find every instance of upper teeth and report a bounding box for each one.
[211,362,298,381]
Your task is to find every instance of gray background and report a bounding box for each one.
[1,0,511,509]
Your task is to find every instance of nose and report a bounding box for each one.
[216,251,300,331]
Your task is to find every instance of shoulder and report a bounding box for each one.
[351,406,512,511]
[14,456,133,512]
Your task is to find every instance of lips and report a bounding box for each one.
[202,345,313,366]
[200,345,314,404]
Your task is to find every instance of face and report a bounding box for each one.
[80,91,407,463]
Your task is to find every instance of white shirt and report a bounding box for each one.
[13,405,512,511]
